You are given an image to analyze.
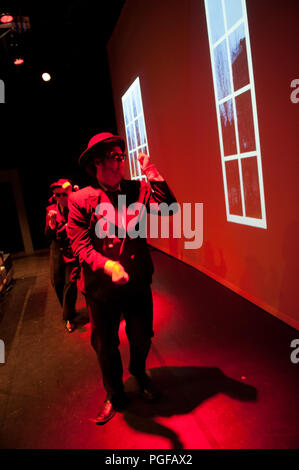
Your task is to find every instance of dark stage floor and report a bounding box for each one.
[0,249,298,449]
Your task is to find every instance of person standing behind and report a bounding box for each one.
[45,179,80,332]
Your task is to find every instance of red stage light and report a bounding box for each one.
[14,58,24,65]
[1,14,13,24]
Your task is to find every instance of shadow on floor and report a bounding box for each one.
[122,366,257,449]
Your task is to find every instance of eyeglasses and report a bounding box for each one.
[55,192,68,197]
[106,152,127,162]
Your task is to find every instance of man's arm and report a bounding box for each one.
[137,153,177,211]
[147,180,177,208]
[67,193,129,283]
[67,193,109,271]
[45,208,57,241]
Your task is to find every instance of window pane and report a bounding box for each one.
[229,23,249,91]
[128,123,137,151]
[214,40,232,100]
[220,99,237,156]
[206,0,226,44]
[241,156,262,218]
[125,126,130,151]
[135,118,141,147]
[132,151,138,177]
[122,77,150,181]
[132,93,138,118]
[235,90,256,152]
[133,86,142,115]
[138,116,146,146]
[224,0,243,30]
[131,123,137,150]
[129,152,136,178]
[136,155,142,176]
[204,0,267,227]
[123,101,129,125]
[225,160,243,215]
[126,124,132,151]
[123,99,132,125]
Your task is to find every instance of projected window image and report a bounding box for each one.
[122,77,149,181]
[205,0,267,228]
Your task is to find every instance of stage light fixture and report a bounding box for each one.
[0,13,14,24]
[42,72,51,82]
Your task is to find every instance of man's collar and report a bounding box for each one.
[96,179,121,192]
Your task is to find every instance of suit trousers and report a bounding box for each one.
[50,247,79,321]
[85,283,154,401]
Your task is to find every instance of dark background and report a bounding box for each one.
[0,1,125,252]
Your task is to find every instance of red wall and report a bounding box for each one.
[107,0,299,330]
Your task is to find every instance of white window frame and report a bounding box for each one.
[204,0,267,228]
[121,77,149,181]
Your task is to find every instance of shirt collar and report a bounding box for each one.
[97,179,121,192]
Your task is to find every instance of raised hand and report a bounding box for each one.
[48,210,57,229]
[137,152,164,181]
[137,152,151,172]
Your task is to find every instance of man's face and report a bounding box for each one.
[54,186,72,207]
[96,145,126,184]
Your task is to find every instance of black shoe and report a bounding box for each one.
[91,399,116,425]
[134,372,160,402]
[91,393,127,425]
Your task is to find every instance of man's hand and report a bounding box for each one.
[104,260,129,284]
[48,210,57,229]
[137,152,164,181]
[137,152,151,172]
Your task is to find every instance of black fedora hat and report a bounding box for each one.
[79,132,125,168]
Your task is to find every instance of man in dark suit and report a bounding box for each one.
[45,179,80,332]
[67,132,176,424]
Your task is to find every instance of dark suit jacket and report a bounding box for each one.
[67,179,176,297]
[45,202,76,263]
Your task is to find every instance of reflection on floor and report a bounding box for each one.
[0,249,298,449]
